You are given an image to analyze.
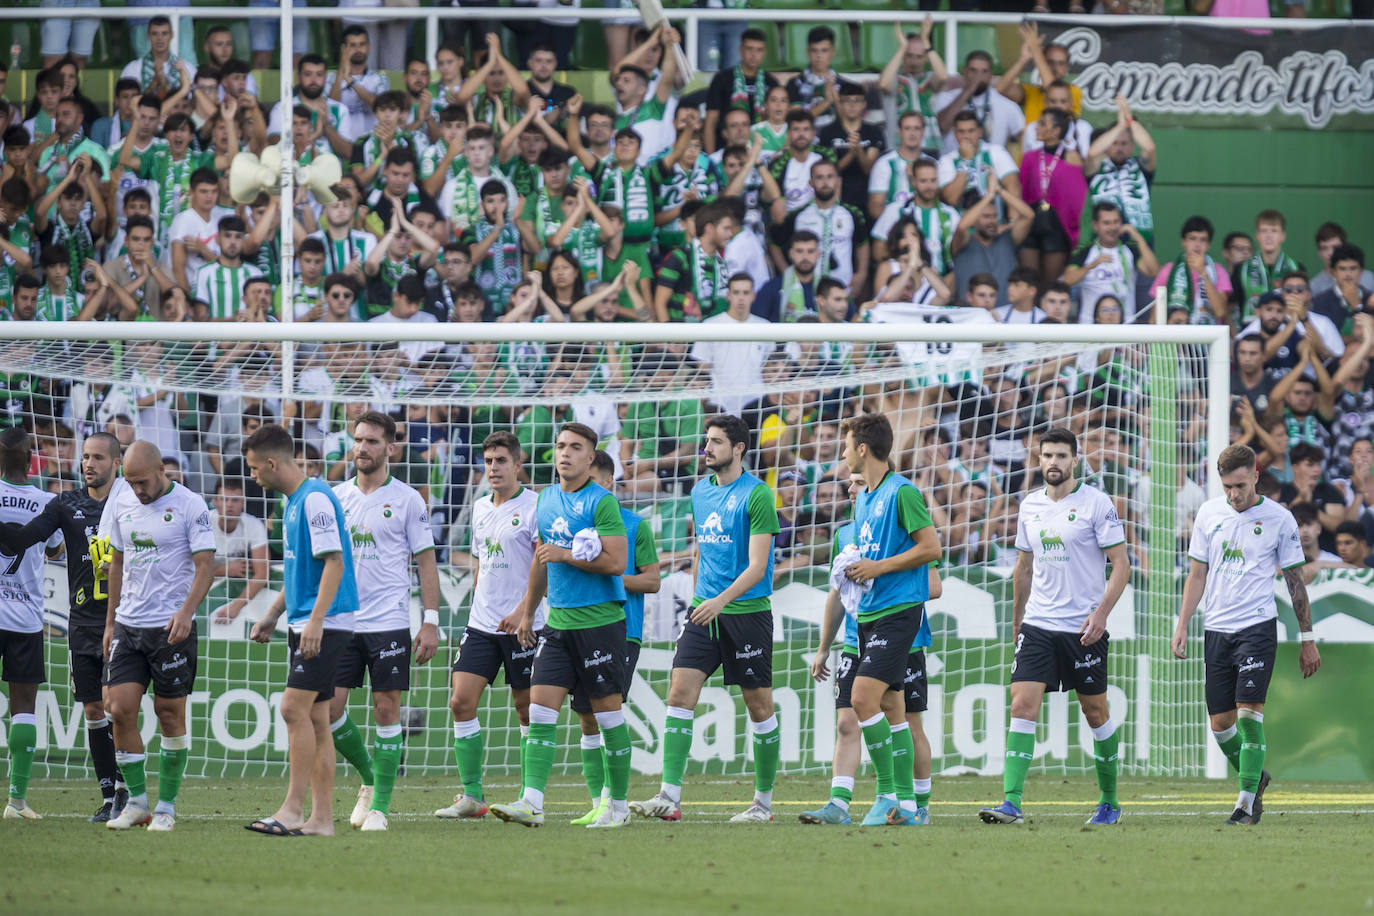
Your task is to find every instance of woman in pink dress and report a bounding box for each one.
[1018,108,1087,285]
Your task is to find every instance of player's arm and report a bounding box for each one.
[1171,558,1208,659]
[104,547,124,658]
[414,546,441,664]
[546,534,626,576]
[1281,564,1321,677]
[1011,547,1031,644]
[516,540,549,647]
[691,530,772,626]
[1081,542,1129,645]
[168,549,215,644]
[0,502,63,554]
[811,587,844,681]
[296,551,344,659]
[623,524,661,595]
[928,563,942,600]
[251,592,288,642]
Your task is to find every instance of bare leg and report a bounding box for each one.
[302,701,336,835]
[265,686,318,829]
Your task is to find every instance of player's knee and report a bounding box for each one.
[82,701,106,721]
[743,691,774,722]
[836,714,860,739]
[449,692,477,721]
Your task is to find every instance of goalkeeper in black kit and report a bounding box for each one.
[0,433,127,822]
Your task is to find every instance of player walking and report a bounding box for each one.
[104,441,217,831]
[436,431,542,820]
[245,425,359,837]
[330,411,441,832]
[979,428,1129,827]
[632,414,781,824]
[0,432,127,821]
[490,423,634,829]
[840,414,940,828]
[0,427,63,820]
[1173,443,1320,826]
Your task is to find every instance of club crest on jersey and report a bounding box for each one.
[510,514,521,527]
[1253,524,1263,535]
[1067,510,1077,522]
[383,504,393,518]
[163,511,174,522]
[698,511,731,544]
[725,494,738,512]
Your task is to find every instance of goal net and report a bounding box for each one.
[0,317,1228,783]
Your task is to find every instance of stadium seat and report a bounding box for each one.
[572,21,609,71]
[782,23,857,72]
[749,22,786,71]
[858,21,945,73]
[955,24,1000,71]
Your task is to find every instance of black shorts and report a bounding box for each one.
[531,620,627,702]
[451,627,539,691]
[0,628,45,684]
[673,609,773,689]
[335,628,412,692]
[833,649,859,710]
[571,639,643,714]
[1204,619,1278,716]
[1022,204,1071,253]
[855,606,923,691]
[68,623,106,703]
[104,623,197,698]
[1010,623,1108,696]
[286,627,352,703]
[904,649,929,714]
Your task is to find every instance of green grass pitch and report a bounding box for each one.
[6,775,1372,915]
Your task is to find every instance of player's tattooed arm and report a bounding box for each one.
[1282,566,1313,632]
[1283,565,1322,678]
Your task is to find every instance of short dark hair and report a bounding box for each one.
[1289,443,1325,467]
[189,167,219,189]
[1315,221,1347,246]
[1290,501,1318,527]
[373,90,407,113]
[482,430,522,460]
[1331,243,1364,270]
[785,108,814,127]
[967,272,998,294]
[84,431,122,460]
[1335,520,1367,543]
[841,413,894,463]
[480,178,508,200]
[559,422,600,449]
[341,24,368,42]
[355,410,397,442]
[1181,216,1214,241]
[395,274,428,304]
[218,214,247,234]
[1039,426,1078,457]
[0,426,31,479]
[323,273,357,296]
[964,50,993,67]
[1216,443,1257,477]
[538,147,569,170]
[591,449,616,477]
[242,423,295,459]
[384,147,417,170]
[298,237,326,258]
[790,230,820,249]
[215,476,244,494]
[115,77,141,97]
[705,414,750,451]
[727,272,754,290]
[740,28,768,45]
[1092,200,1123,221]
[806,26,835,46]
[815,276,846,299]
[1036,281,1072,306]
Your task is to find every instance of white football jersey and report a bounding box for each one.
[1187,496,1304,634]
[0,480,61,632]
[333,476,435,633]
[1016,482,1126,632]
[468,487,544,634]
[98,475,137,539]
[110,482,216,627]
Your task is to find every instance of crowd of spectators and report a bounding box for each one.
[3,12,1374,615]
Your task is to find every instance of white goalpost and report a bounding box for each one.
[0,318,1230,782]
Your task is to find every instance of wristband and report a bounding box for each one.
[1299,630,1315,643]
[423,608,440,626]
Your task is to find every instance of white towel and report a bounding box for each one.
[828,544,871,616]
[571,527,603,562]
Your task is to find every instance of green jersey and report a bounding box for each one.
[34,285,82,322]
[592,160,656,245]
[138,147,214,249]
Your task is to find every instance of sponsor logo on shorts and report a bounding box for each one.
[1074,653,1102,670]
[735,643,764,661]
[1238,656,1265,674]
[866,636,889,649]
[583,648,614,668]
[905,667,922,682]
[160,652,188,672]
[512,644,536,660]
[378,641,407,660]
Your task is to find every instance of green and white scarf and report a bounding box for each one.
[605,164,652,243]
[952,145,993,196]
[50,217,94,280]
[140,53,182,93]
[779,268,811,322]
[1165,253,1219,323]
[688,238,725,321]
[1240,249,1300,319]
[730,66,769,121]
[36,284,80,322]
[532,189,562,270]
[473,220,521,301]
[911,202,953,273]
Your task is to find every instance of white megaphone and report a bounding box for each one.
[298,154,343,205]
[229,148,343,205]
[229,147,283,204]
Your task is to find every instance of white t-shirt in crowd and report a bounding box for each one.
[690,313,776,415]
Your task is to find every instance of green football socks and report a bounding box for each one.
[580,733,606,800]
[453,719,485,801]
[1213,724,1244,772]
[660,707,694,802]
[156,734,189,809]
[1092,721,1120,808]
[752,715,780,801]
[371,725,404,813]
[1004,719,1037,808]
[7,717,37,801]
[890,723,916,802]
[1237,712,1266,800]
[859,714,896,797]
[331,713,375,786]
[602,721,633,801]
